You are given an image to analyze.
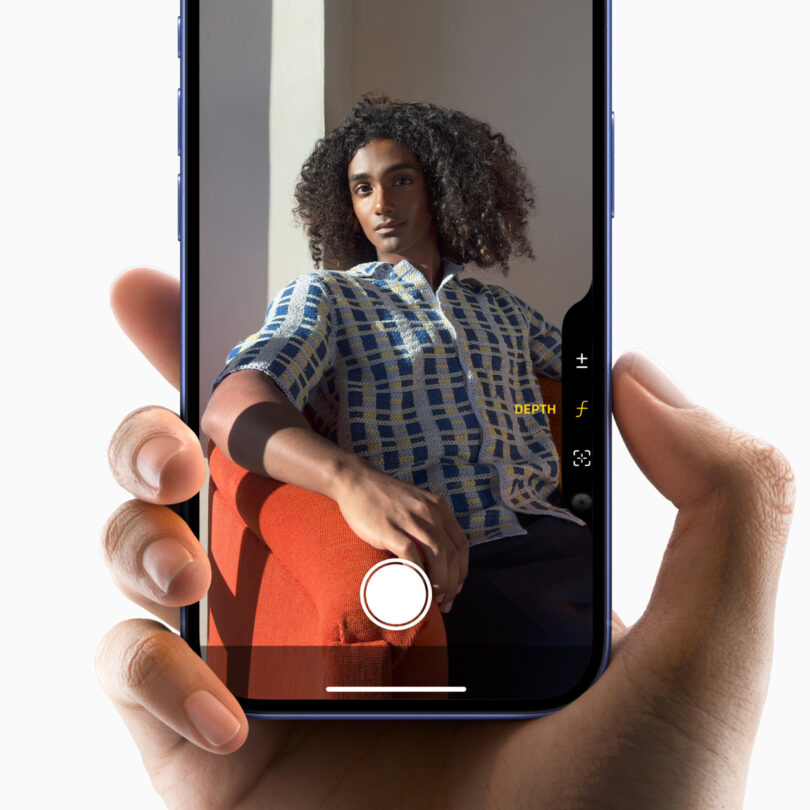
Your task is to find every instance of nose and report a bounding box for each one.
[373,185,394,215]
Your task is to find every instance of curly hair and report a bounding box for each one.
[293,94,535,272]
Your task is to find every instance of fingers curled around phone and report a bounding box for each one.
[108,405,206,504]
[96,619,247,754]
[102,500,211,626]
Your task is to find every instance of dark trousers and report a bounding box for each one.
[442,515,593,699]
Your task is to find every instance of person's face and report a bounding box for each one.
[347,138,437,264]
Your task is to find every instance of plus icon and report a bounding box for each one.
[576,353,589,369]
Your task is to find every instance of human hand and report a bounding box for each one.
[99,266,794,809]
[331,461,469,610]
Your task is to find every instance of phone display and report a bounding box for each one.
[181,0,611,716]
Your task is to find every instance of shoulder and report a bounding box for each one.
[272,269,365,306]
[303,263,395,306]
[266,265,383,319]
[455,277,550,327]
[304,263,380,292]
[263,272,337,323]
[272,272,328,300]
[456,277,527,309]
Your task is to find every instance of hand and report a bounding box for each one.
[332,461,469,610]
[99,266,794,809]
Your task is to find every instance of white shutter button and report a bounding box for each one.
[360,559,432,631]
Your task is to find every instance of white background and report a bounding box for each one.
[1,1,807,807]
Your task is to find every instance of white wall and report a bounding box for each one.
[268,0,325,294]
[342,0,593,327]
[199,0,271,418]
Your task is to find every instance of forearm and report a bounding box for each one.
[201,369,369,500]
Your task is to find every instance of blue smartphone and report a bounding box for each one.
[180,0,612,718]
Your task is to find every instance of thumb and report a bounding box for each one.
[612,351,795,665]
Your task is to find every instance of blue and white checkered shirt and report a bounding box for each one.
[214,259,583,545]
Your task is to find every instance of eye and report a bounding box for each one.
[393,176,413,187]
[353,183,372,195]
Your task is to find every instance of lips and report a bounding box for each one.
[375,220,404,232]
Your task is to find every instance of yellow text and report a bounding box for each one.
[515,403,556,415]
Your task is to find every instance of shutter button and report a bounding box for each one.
[360,559,432,631]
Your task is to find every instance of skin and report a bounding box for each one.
[347,138,442,288]
[202,139,468,609]
[101,267,795,808]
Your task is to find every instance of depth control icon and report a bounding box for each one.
[360,559,432,631]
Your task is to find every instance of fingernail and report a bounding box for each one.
[628,352,694,409]
[442,600,453,614]
[435,593,445,605]
[135,435,184,490]
[456,584,463,596]
[184,690,242,747]
[143,539,194,594]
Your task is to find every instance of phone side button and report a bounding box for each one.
[177,15,182,59]
[177,89,182,157]
[177,173,182,242]
[610,111,615,219]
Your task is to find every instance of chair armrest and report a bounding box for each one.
[208,445,446,650]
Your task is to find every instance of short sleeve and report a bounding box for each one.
[212,273,335,411]
[519,299,562,380]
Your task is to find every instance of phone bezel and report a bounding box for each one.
[180,0,612,719]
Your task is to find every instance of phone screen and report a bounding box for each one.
[182,0,610,715]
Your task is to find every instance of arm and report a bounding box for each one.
[202,368,468,607]
[202,368,364,503]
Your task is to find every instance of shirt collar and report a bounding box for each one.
[363,258,463,290]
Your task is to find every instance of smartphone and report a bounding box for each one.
[180,0,612,718]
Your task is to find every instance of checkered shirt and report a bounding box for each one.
[214,259,584,545]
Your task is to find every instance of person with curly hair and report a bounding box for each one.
[202,95,591,694]
[293,94,535,272]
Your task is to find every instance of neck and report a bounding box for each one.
[377,243,443,290]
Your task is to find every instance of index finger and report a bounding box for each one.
[111,267,181,389]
